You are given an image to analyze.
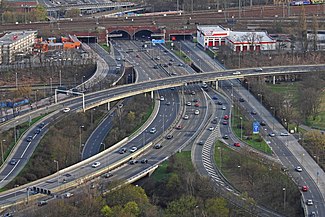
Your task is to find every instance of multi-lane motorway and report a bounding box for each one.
[0,40,324,216]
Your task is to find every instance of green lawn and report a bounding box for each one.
[100,43,110,53]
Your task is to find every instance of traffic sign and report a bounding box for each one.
[151,39,165,44]
[253,121,260,134]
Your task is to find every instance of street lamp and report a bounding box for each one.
[283,187,286,211]
[239,117,243,140]
[1,139,5,164]
[53,160,59,186]
[79,125,84,159]
[258,93,263,105]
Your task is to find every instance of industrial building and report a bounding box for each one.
[197,25,276,52]
[0,30,37,64]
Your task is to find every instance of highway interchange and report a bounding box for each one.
[0,40,325,216]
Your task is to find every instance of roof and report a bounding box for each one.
[227,31,276,43]
[197,25,230,36]
[0,30,37,46]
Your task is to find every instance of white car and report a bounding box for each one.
[160,96,165,101]
[233,71,241,75]
[150,127,157,134]
[62,107,70,113]
[208,127,214,131]
[129,146,138,153]
[221,106,226,110]
[64,192,74,198]
[295,166,303,172]
[306,199,313,206]
[91,162,101,168]
[183,115,189,120]
[186,102,192,106]
[280,132,289,136]
[194,110,200,115]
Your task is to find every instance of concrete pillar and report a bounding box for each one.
[151,91,154,99]
[107,102,110,110]
[215,80,219,90]
[273,75,276,84]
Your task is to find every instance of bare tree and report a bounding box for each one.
[311,15,319,51]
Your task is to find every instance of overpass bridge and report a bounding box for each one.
[75,64,325,112]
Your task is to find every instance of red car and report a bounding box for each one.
[302,186,308,192]
[222,121,228,125]
[234,143,241,147]
[224,115,229,120]
[175,125,182,130]
[194,103,200,107]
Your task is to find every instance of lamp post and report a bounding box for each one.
[258,93,263,105]
[79,125,84,159]
[239,117,243,140]
[53,160,59,186]
[283,187,286,211]
[1,139,5,164]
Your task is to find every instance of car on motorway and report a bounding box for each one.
[91,162,101,168]
[193,99,199,102]
[194,103,200,107]
[280,132,289,136]
[166,101,171,105]
[234,142,241,147]
[295,166,303,172]
[163,64,168,67]
[198,140,205,145]
[233,71,241,75]
[306,199,313,206]
[38,122,45,128]
[153,65,159,69]
[251,111,257,115]
[269,132,276,137]
[9,159,17,165]
[302,185,308,192]
[211,118,218,124]
[26,136,33,142]
[141,159,148,164]
[223,135,229,139]
[102,172,113,178]
[154,144,162,149]
[224,115,229,120]
[160,96,165,101]
[222,120,228,125]
[0,117,7,123]
[212,95,218,100]
[183,115,189,120]
[62,107,71,113]
[260,121,266,126]
[64,192,74,198]
[166,134,173,139]
[239,98,245,102]
[194,110,200,115]
[35,129,41,134]
[150,127,157,134]
[38,200,48,206]
[129,146,138,153]
[217,101,223,105]
[175,125,182,130]
[191,91,196,95]
[255,67,263,72]
[221,106,226,110]
[186,102,192,106]
[310,211,316,217]
[168,62,172,66]
[119,147,127,154]
[208,126,214,131]
[129,159,138,165]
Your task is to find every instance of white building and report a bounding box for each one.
[226,31,276,52]
[197,25,230,48]
[0,30,37,64]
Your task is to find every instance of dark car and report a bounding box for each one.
[39,122,45,128]
[35,129,41,134]
[239,98,245,102]
[119,147,127,154]
[217,101,223,105]
[223,135,229,139]
[141,159,148,164]
[26,136,33,142]
[154,144,162,149]
[260,121,266,126]
[222,121,228,125]
[251,111,257,115]
[129,160,138,165]
[166,134,173,139]
[198,141,204,145]
[9,159,17,165]
[102,172,113,178]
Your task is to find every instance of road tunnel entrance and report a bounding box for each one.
[109,30,131,40]
[77,36,98,43]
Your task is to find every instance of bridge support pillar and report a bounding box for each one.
[215,80,219,90]
[151,91,154,99]
[273,76,276,85]
[107,102,110,111]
